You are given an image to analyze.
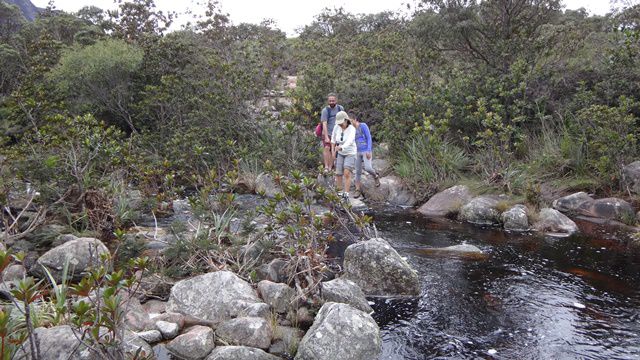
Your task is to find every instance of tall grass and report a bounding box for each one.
[394,135,469,194]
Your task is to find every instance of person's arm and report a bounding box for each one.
[331,126,338,156]
[321,108,330,142]
[363,123,373,156]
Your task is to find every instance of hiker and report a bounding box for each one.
[331,111,357,198]
[320,93,344,174]
[349,110,381,198]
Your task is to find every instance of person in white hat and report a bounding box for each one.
[331,110,357,198]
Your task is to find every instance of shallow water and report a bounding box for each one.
[370,208,640,360]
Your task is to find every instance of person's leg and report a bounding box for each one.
[323,143,332,171]
[363,153,381,186]
[343,155,356,197]
[344,168,352,197]
[355,153,363,192]
[335,154,344,193]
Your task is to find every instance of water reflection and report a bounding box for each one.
[371,209,640,360]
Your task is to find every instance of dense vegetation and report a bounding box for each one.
[0,0,638,357]
[1,0,639,219]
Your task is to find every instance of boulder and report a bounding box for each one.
[581,198,635,221]
[257,280,296,314]
[552,192,594,213]
[207,346,280,360]
[320,278,372,313]
[122,331,154,358]
[52,234,78,247]
[417,185,472,217]
[501,204,530,231]
[256,258,287,283]
[166,325,215,360]
[124,296,154,332]
[294,302,381,360]
[156,320,180,339]
[622,161,640,194]
[2,264,26,282]
[32,237,109,282]
[215,317,272,349]
[150,312,185,329]
[141,299,167,314]
[25,224,68,248]
[270,326,304,358]
[372,158,391,175]
[458,196,502,225]
[167,271,263,323]
[361,176,416,206]
[534,208,579,235]
[32,325,90,360]
[243,302,271,318]
[348,196,368,211]
[342,238,420,296]
[136,329,163,344]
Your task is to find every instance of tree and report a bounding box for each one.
[416,0,563,73]
[48,39,144,133]
[108,0,173,43]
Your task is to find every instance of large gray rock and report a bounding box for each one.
[501,204,530,231]
[3,264,26,282]
[622,161,640,194]
[295,302,381,360]
[32,325,91,360]
[417,185,472,217]
[215,317,272,349]
[534,208,579,235]
[207,346,280,360]
[32,237,109,282]
[167,271,263,323]
[257,280,296,314]
[136,329,163,344]
[361,176,416,206]
[582,198,635,221]
[166,325,215,360]
[342,238,420,296]
[320,278,372,313]
[552,192,594,213]
[458,196,502,225]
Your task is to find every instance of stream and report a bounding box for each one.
[370,208,640,360]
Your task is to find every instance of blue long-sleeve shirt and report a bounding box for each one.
[355,123,372,153]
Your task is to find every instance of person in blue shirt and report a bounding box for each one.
[349,110,381,198]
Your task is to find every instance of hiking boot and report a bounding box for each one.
[353,190,362,199]
[374,174,381,187]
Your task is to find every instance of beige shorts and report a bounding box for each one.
[336,153,356,175]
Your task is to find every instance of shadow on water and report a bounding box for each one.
[368,207,640,360]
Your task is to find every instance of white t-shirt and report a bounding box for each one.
[331,124,357,156]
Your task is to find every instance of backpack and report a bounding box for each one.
[315,105,344,138]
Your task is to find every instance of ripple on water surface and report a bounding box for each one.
[370,209,640,360]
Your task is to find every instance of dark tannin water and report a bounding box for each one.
[370,208,640,360]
